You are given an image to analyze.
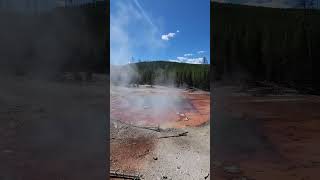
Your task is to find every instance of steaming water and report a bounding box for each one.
[128,94,193,112]
[110,86,196,126]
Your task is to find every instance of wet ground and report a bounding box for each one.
[0,76,107,180]
[111,85,210,128]
[212,86,320,180]
[110,85,210,179]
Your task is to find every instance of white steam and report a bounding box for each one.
[110,0,184,126]
[110,0,165,86]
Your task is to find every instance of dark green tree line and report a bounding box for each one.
[212,2,320,92]
[111,61,210,91]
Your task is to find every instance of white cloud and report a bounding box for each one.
[168,59,181,63]
[184,57,205,64]
[161,32,176,41]
[161,29,179,41]
[171,56,206,64]
[197,51,206,54]
[177,56,187,61]
[184,53,193,57]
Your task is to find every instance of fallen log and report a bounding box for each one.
[158,132,188,139]
[110,171,141,180]
[115,120,161,132]
[130,124,161,132]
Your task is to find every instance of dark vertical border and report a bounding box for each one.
[106,0,110,179]
[210,0,214,179]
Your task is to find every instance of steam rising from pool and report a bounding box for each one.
[110,0,184,125]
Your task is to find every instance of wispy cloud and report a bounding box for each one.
[177,56,187,61]
[197,50,206,54]
[133,0,157,29]
[110,0,164,65]
[171,56,205,64]
[161,32,176,41]
[184,53,193,57]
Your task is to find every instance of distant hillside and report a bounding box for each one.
[212,2,320,92]
[111,61,210,90]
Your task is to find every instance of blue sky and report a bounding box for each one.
[110,0,210,65]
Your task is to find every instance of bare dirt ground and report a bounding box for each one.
[212,86,320,180]
[0,75,107,180]
[110,85,210,180]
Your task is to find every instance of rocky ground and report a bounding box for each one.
[110,85,210,180]
[212,85,320,180]
[0,75,108,180]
